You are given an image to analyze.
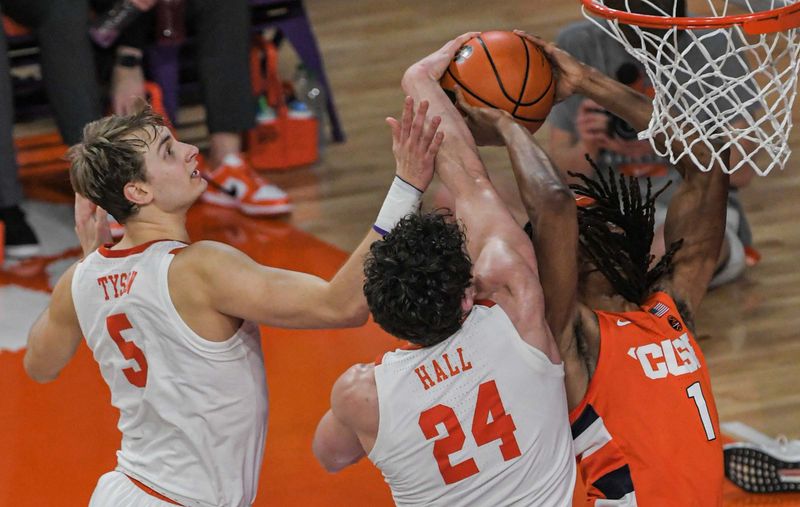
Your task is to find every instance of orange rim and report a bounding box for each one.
[580,0,800,34]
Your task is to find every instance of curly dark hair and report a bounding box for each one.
[569,158,683,305]
[363,211,473,347]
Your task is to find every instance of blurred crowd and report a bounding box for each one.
[1,0,289,260]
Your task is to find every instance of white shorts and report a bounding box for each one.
[89,471,178,507]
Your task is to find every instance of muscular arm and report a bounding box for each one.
[400,34,556,362]
[659,151,729,312]
[401,58,536,273]
[459,92,587,405]
[560,48,729,312]
[498,119,579,343]
[175,234,378,329]
[24,264,83,382]
[172,98,444,330]
[312,364,377,472]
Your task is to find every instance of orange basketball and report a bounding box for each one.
[441,31,556,134]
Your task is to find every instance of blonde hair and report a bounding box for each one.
[68,106,165,223]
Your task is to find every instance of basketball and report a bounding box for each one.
[440,31,556,134]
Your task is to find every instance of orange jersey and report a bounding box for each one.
[570,291,723,506]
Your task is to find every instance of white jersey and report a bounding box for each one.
[369,302,575,506]
[72,240,268,507]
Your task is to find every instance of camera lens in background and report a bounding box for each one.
[616,62,640,87]
[604,62,642,140]
[607,114,639,140]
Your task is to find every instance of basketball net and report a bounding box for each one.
[580,0,800,175]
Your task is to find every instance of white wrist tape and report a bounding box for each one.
[373,176,423,236]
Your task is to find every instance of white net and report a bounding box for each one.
[582,0,800,175]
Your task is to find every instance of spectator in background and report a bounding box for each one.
[93,0,291,216]
[546,0,758,288]
[0,0,102,258]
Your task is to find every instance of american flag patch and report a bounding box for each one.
[649,302,669,317]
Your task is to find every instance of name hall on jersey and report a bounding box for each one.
[414,347,472,390]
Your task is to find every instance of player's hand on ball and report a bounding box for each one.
[454,87,512,146]
[386,97,445,192]
[74,193,113,258]
[513,30,586,103]
[402,31,480,88]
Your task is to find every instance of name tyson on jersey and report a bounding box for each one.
[97,271,138,301]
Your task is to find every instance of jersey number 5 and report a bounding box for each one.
[418,380,521,485]
[106,313,148,388]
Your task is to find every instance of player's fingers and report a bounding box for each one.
[420,115,442,151]
[410,100,429,143]
[451,32,480,49]
[400,96,414,143]
[454,87,473,114]
[455,88,483,122]
[95,207,113,243]
[426,131,445,159]
[515,30,557,57]
[74,193,96,223]
[513,30,544,46]
[94,206,108,223]
[386,117,401,145]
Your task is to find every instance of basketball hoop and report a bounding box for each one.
[579,0,800,175]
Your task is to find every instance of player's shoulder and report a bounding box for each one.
[173,240,246,270]
[334,363,376,397]
[647,287,696,331]
[53,261,80,296]
[474,237,536,286]
[180,239,237,257]
[332,363,378,428]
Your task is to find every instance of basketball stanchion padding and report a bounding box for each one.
[580,0,800,176]
[440,31,556,134]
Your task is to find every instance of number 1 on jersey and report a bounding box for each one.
[686,381,716,440]
[418,380,521,485]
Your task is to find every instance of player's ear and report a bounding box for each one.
[461,285,476,314]
[124,180,153,207]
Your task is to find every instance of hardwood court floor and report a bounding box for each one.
[1,0,799,505]
[285,0,800,437]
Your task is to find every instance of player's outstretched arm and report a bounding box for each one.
[456,90,580,344]
[527,32,730,313]
[171,100,443,329]
[312,363,377,472]
[401,34,559,362]
[400,33,537,272]
[518,32,652,134]
[660,151,729,314]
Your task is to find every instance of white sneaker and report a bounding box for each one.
[724,436,800,493]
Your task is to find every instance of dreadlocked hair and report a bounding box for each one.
[569,157,683,304]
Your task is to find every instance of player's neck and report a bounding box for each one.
[583,292,640,313]
[115,213,190,249]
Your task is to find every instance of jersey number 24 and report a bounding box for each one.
[418,380,521,485]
